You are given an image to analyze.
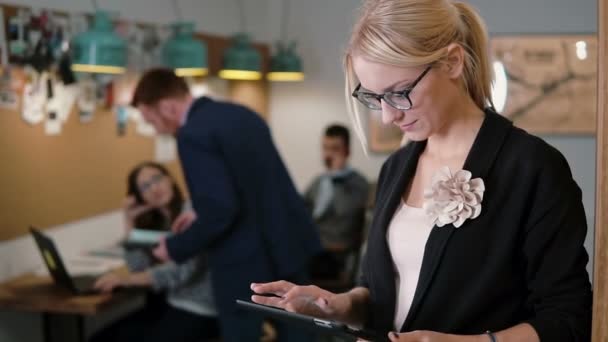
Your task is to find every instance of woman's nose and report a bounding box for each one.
[381,100,403,125]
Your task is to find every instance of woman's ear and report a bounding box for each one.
[444,43,465,80]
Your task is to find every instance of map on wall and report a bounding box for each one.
[491,35,597,134]
[357,35,599,154]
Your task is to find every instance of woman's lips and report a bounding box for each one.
[399,120,418,131]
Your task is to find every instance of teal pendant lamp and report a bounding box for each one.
[268,41,304,81]
[162,22,208,77]
[219,33,262,80]
[219,0,262,80]
[267,0,304,81]
[71,8,126,75]
[162,0,208,77]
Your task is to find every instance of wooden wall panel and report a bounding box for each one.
[593,0,608,340]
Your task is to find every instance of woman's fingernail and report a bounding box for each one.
[391,332,399,338]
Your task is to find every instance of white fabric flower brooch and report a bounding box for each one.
[423,166,485,228]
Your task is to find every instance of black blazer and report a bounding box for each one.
[166,97,322,310]
[361,109,591,341]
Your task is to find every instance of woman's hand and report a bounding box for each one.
[94,273,128,293]
[171,210,198,233]
[123,196,152,232]
[250,281,353,323]
[94,271,152,293]
[152,237,171,262]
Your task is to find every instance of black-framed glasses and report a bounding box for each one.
[351,66,432,111]
[138,173,166,193]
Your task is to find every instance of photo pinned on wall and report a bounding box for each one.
[0,67,23,111]
[21,70,75,132]
[0,89,18,110]
[22,71,46,125]
[0,6,9,65]
[77,78,96,123]
[44,75,62,136]
[44,108,61,135]
[5,8,72,74]
[490,34,597,134]
[46,75,78,123]
[116,105,128,136]
[115,21,169,72]
[7,7,31,65]
[112,72,139,106]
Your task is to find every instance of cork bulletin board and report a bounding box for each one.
[0,101,186,241]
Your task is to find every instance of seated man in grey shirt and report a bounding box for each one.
[304,124,369,279]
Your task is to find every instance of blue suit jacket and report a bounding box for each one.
[167,97,321,309]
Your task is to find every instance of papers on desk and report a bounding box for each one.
[86,245,125,259]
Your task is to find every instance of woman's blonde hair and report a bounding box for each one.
[344,0,493,150]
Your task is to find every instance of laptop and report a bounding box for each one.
[30,227,99,295]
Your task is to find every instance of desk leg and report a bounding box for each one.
[42,312,52,342]
[41,312,87,342]
[76,315,86,342]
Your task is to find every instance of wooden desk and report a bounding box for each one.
[0,272,143,342]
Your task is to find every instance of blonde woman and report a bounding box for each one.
[251,1,592,341]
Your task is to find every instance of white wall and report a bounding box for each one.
[266,0,385,191]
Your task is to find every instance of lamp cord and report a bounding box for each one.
[237,0,246,32]
[171,0,183,21]
[280,0,290,43]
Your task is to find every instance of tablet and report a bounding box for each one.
[236,300,388,341]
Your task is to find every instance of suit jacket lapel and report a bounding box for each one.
[401,109,513,331]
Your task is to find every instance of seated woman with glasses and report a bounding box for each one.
[89,161,220,342]
[251,1,591,341]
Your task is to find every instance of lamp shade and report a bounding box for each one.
[71,10,126,74]
[267,41,304,81]
[162,22,208,77]
[219,33,262,80]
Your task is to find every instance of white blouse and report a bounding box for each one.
[386,201,435,331]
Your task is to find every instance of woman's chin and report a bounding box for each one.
[147,200,166,209]
[403,132,428,142]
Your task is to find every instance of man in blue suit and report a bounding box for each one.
[131,69,322,341]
